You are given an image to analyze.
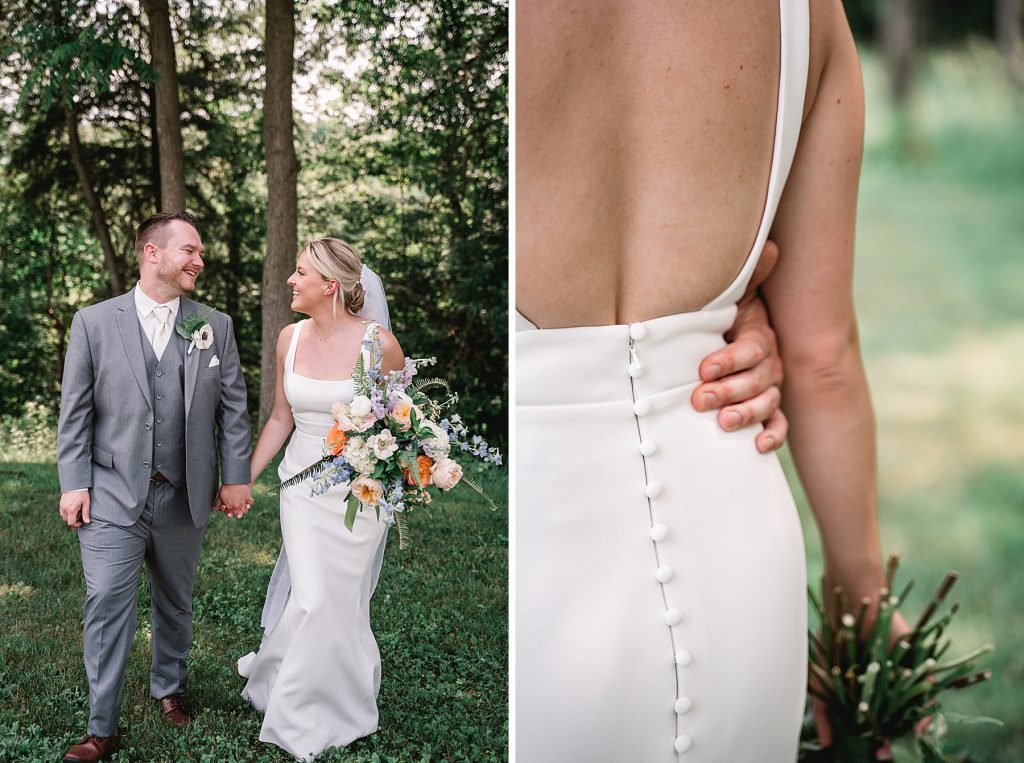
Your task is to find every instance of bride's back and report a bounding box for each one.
[517,0,803,327]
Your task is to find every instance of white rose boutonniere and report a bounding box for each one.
[176,308,215,355]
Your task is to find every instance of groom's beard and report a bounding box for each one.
[156,264,198,295]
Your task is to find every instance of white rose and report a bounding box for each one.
[367,429,399,460]
[351,476,384,506]
[430,458,463,491]
[333,396,376,432]
[350,395,373,417]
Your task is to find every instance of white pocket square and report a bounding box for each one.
[208,355,220,368]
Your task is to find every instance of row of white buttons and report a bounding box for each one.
[631,324,694,756]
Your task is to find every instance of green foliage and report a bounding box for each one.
[0,0,506,444]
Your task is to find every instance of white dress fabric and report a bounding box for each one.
[515,2,811,761]
[239,320,388,761]
[258,266,392,635]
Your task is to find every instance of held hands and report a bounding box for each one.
[691,239,787,453]
[59,491,91,527]
[214,483,254,520]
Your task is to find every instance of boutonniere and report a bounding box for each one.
[176,307,215,355]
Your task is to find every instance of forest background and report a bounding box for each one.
[0,0,508,441]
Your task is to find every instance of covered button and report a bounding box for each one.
[650,524,668,542]
[629,323,648,341]
[639,440,657,456]
[675,649,692,666]
[674,735,693,753]
[645,481,662,499]
[664,608,683,626]
[655,565,673,583]
[628,361,645,378]
[633,399,651,417]
[675,697,693,715]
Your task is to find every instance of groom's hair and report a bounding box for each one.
[135,211,199,259]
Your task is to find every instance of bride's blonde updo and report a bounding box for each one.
[301,238,365,317]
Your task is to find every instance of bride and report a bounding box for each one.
[236,238,403,760]
[516,0,907,760]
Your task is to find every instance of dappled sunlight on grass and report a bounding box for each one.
[869,323,1024,494]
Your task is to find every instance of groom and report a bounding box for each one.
[56,211,253,762]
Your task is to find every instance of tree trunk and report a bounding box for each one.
[141,0,187,211]
[997,0,1024,85]
[260,0,299,428]
[65,107,124,295]
[880,0,921,107]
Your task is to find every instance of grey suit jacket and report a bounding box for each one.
[57,289,251,527]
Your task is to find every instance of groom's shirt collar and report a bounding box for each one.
[134,283,180,321]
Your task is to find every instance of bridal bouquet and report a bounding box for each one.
[800,553,999,763]
[279,325,501,548]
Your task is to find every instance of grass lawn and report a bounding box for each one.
[0,425,508,762]
[790,45,1024,760]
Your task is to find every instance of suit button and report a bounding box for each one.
[156,462,162,468]
[156,394,164,400]
[157,442,163,447]
[143,460,151,468]
[145,423,152,430]
[157,418,163,424]
[156,370,163,377]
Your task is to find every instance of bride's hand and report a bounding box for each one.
[692,239,787,453]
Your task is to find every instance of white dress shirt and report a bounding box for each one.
[134,285,180,349]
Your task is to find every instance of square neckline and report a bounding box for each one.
[286,319,374,383]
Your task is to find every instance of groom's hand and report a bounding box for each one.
[692,239,787,453]
[216,483,253,520]
[59,491,91,527]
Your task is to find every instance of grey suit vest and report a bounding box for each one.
[139,319,187,486]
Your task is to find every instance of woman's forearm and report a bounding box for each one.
[783,339,885,602]
[250,415,294,484]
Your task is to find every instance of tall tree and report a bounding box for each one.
[880,0,924,107]
[140,0,187,210]
[997,0,1024,84]
[260,0,299,427]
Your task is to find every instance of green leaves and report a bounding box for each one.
[805,553,997,761]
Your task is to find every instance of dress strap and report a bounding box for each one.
[702,0,810,311]
[284,320,305,376]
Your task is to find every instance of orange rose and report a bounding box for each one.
[404,454,433,486]
[326,423,348,455]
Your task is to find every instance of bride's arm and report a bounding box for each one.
[376,326,405,375]
[249,325,296,484]
[762,0,884,603]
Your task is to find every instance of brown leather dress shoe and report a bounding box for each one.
[62,729,122,762]
[158,693,193,725]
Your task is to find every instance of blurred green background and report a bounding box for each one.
[793,2,1024,759]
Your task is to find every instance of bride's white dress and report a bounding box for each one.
[516,2,810,761]
[239,319,388,761]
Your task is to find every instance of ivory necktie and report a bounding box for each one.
[152,305,172,359]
